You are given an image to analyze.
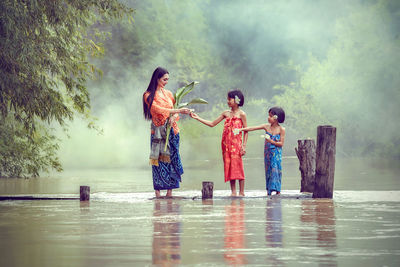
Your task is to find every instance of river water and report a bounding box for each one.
[1,157,400,266]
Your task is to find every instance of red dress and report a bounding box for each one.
[221,117,245,182]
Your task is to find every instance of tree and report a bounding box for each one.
[0,0,132,177]
[0,117,61,178]
[274,0,400,157]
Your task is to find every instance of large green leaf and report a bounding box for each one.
[177,98,208,108]
[175,81,199,105]
[165,81,206,151]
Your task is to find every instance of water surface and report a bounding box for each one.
[1,157,400,266]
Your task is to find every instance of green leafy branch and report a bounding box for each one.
[164,81,208,151]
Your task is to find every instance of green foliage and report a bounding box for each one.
[79,0,400,160]
[0,0,132,131]
[273,0,400,157]
[96,0,237,107]
[84,0,400,160]
[0,0,132,177]
[0,116,62,178]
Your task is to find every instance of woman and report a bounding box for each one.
[143,67,190,198]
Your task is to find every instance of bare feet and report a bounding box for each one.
[155,190,161,198]
[239,193,245,197]
[231,192,237,197]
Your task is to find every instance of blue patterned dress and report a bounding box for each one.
[264,132,282,195]
[151,128,183,190]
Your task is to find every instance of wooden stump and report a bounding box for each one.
[202,181,214,199]
[313,126,336,199]
[80,186,90,201]
[295,139,316,193]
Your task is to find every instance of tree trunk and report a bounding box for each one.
[313,126,336,198]
[295,139,316,193]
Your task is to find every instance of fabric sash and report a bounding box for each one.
[149,120,171,166]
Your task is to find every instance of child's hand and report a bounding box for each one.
[190,112,199,119]
[233,128,241,135]
[240,146,246,156]
[265,135,273,143]
[261,134,272,142]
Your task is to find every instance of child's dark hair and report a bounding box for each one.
[227,89,245,107]
[269,106,285,123]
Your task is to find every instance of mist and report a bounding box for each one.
[56,0,400,170]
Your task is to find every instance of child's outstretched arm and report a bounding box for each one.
[239,124,267,132]
[190,112,225,127]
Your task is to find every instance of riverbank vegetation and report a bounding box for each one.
[0,0,133,177]
[1,0,399,177]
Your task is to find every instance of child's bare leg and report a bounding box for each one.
[239,180,245,196]
[166,189,172,197]
[155,190,161,198]
[230,180,237,196]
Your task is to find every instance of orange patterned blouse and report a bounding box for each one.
[144,89,180,134]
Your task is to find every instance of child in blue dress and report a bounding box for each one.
[239,107,285,195]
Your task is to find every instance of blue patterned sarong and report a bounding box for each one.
[264,132,282,195]
[151,128,183,190]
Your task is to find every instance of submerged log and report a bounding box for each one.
[202,181,214,199]
[80,186,90,201]
[0,196,78,201]
[295,139,316,193]
[313,126,336,199]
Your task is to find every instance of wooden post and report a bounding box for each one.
[202,181,213,199]
[295,139,316,193]
[313,126,336,199]
[80,186,90,201]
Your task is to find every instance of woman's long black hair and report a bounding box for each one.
[143,67,169,120]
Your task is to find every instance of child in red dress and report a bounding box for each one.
[190,90,248,196]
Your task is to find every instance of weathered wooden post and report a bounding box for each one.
[80,186,90,201]
[295,139,316,193]
[202,181,213,199]
[313,126,336,199]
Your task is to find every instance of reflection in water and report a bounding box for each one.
[301,199,337,266]
[201,198,214,208]
[79,200,90,210]
[152,199,181,266]
[224,199,247,265]
[265,198,284,265]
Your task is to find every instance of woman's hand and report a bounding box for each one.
[169,113,179,126]
[178,108,191,114]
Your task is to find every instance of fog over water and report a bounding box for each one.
[56,0,400,169]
